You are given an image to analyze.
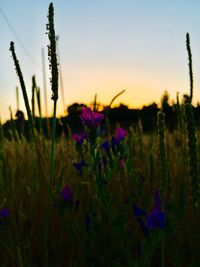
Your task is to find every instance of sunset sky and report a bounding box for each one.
[1,0,200,121]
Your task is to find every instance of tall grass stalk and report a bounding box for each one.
[36,87,42,118]
[36,86,42,133]
[186,33,193,104]
[176,92,183,133]
[10,42,34,136]
[42,48,50,137]
[44,3,58,267]
[137,118,143,158]
[185,103,200,265]
[32,75,36,119]
[157,111,170,196]
[93,93,97,112]
[10,42,47,183]
[184,103,200,205]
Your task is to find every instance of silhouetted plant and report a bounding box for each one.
[186,33,193,103]
[157,111,170,196]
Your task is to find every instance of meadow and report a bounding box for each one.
[0,2,200,267]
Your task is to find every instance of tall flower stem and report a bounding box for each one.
[44,3,58,267]
[44,100,57,267]
[185,103,200,264]
[186,33,193,104]
[157,111,170,197]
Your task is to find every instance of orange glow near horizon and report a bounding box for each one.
[1,64,199,123]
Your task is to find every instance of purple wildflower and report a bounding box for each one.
[60,185,73,202]
[146,189,166,229]
[133,205,147,217]
[80,107,104,127]
[72,132,87,145]
[111,128,127,151]
[0,208,10,218]
[133,189,166,231]
[101,140,110,155]
[73,159,88,175]
[114,127,127,144]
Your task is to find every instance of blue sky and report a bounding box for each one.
[0,0,200,121]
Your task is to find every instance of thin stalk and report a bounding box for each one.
[157,111,170,197]
[44,100,57,267]
[10,41,47,184]
[186,33,193,104]
[185,103,200,206]
[36,86,42,134]
[108,89,126,108]
[32,75,36,120]
[44,3,58,266]
[161,231,165,267]
[185,103,200,264]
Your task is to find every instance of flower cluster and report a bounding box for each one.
[112,127,127,146]
[80,107,104,127]
[72,132,87,145]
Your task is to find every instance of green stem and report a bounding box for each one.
[161,231,165,267]
[44,100,57,267]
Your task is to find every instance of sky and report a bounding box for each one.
[1,0,200,122]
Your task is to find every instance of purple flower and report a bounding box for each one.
[72,132,87,145]
[114,127,127,143]
[111,128,127,151]
[80,107,104,127]
[146,190,166,229]
[0,208,10,218]
[111,136,117,150]
[73,159,88,175]
[133,205,147,217]
[101,140,110,155]
[60,185,73,202]
[133,189,166,232]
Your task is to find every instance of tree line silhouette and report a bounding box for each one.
[2,91,200,140]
